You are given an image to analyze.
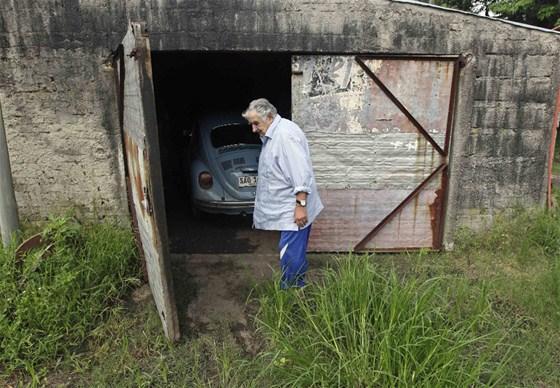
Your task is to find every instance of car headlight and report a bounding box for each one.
[198,171,213,189]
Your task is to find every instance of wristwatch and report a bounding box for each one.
[296,199,307,207]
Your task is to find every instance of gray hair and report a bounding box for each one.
[242,98,278,120]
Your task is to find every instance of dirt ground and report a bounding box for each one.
[169,251,330,355]
[171,253,277,354]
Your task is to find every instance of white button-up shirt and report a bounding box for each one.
[253,114,324,231]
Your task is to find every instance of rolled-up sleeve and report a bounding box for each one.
[279,134,313,195]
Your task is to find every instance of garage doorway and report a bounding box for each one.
[114,22,461,340]
[151,51,292,254]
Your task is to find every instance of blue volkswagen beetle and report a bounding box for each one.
[187,112,262,216]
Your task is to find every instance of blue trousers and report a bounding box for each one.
[279,224,312,288]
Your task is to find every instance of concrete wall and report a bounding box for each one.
[1,0,559,245]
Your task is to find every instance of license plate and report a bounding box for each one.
[238,175,257,187]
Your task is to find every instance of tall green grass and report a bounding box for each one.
[0,215,138,380]
[2,207,558,386]
[432,207,560,385]
[61,207,560,386]
[255,256,511,387]
[453,208,560,328]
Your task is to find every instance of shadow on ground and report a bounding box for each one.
[163,179,278,255]
[171,253,278,354]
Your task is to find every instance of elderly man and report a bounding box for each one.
[242,98,324,288]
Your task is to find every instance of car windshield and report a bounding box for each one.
[210,124,261,148]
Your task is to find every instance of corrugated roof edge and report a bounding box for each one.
[392,0,560,35]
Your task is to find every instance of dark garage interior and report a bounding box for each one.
[151,52,292,254]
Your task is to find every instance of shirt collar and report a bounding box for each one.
[264,114,282,140]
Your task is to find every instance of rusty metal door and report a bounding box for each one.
[115,22,179,339]
[292,55,462,252]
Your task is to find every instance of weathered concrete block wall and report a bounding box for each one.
[0,1,129,221]
[1,0,559,245]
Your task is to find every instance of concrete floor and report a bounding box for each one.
[165,189,279,254]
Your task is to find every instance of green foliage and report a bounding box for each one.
[0,215,139,381]
[455,207,560,263]
[454,207,560,328]
[432,0,474,12]
[429,0,560,28]
[255,256,511,387]
[490,0,560,28]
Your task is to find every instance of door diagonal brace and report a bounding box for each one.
[355,56,445,156]
[354,162,447,251]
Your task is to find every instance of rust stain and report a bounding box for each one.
[428,167,447,249]
[444,62,452,81]
[428,186,443,249]
[547,84,560,208]
[121,130,146,279]
[142,148,154,218]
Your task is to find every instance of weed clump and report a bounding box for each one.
[0,215,138,379]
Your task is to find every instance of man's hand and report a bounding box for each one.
[295,205,308,228]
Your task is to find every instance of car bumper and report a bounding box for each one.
[193,199,255,215]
